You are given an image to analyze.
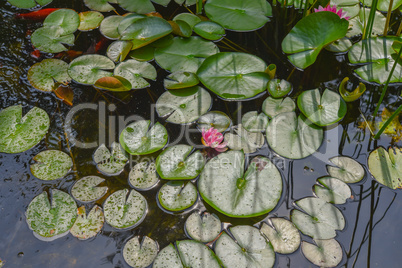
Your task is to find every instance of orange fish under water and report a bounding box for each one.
[15,8,60,20]
[54,50,83,60]
[30,49,41,60]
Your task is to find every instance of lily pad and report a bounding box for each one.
[368,147,402,189]
[169,20,192,38]
[297,88,347,127]
[314,177,352,204]
[224,124,265,154]
[68,55,115,85]
[155,36,219,73]
[330,0,360,18]
[129,46,155,62]
[43,9,79,35]
[78,11,104,31]
[266,112,323,159]
[193,21,225,41]
[267,79,292,98]
[26,189,77,238]
[291,197,345,239]
[27,59,71,92]
[114,59,157,89]
[106,41,132,62]
[30,150,72,181]
[158,181,198,212]
[156,86,212,124]
[93,142,128,176]
[173,13,201,29]
[347,8,386,38]
[302,239,343,268]
[197,111,231,132]
[118,0,155,14]
[117,14,146,35]
[129,161,159,190]
[119,120,168,155]
[338,77,366,102]
[153,243,183,268]
[71,176,108,202]
[242,111,269,133]
[282,12,349,69]
[103,189,147,229]
[262,97,296,118]
[8,0,51,9]
[0,105,50,154]
[176,240,221,267]
[70,205,104,240]
[197,52,269,100]
[156,144,205,180]
[164,72,199,90]
[215,225,275,268]
[326,37,353,53]
[359,0,402,11]
[326,156,365,183]
[31,26,75,53]
[204,0,272,31]
[185,211,221,243]
[123,236,159,268]
[94,76,132,91]
[260,218,301,254]
[84,0,115,12]
[100,15,123,39]
[198,152,282,218]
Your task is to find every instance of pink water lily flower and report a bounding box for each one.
[201,127,228,152]
[314,5,350,20]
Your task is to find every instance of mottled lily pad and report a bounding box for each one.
[30,150,72,181]
[185,211,221,243]
[327,156,365,183]
[158,181,198,212]
[123,236,159,268]
[70,205,104,240]
[314,177,352,204]
[241,111,269,132]
[262,97,296,118]
[368,147,402,189]
[43,9,80,35]
[99,15,123,39]
[302,239,343,268]
[129,161,159,191]
[106,41,132,62]
[8,0,52,9]
[197,111,231,132]
[31,26,75,53]
[27,59,71,92]
[68,55,115,85]
[164,72,199,90]
[71,176,108,202]
[153,243,183,268]
[114,59,156,89]
[93,142,128,176]
[78,11,104,31]
[224,124,265,154]
[260,218,301,254]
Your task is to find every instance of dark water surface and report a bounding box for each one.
[1,1,402,267]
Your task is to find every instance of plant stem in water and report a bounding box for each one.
[383,0,394,36]
[363,0,379,39]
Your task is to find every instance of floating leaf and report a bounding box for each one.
[27,59,71,92]
[156,86,212,124]
[158,181,198,212]
[156,144,205,180]
[84,0,115,12]
[7,0,46,9]
[266,112,323,159]
[0,105,50,154]
[176,240,220,267]
[260,218,301,254]
[26,189,77,238]
[100,15,123,39]
[347,8,386,38]
[164,72,199,90]
[193,21,225,41]
[153,243,183,268]
[262,97,296,118]
[93,142,128,175]
[70,205,104,240]
[71,176,108,202]
[173,13,201,29]
[123,236,158,268]
[197,111,231,132]
[282,12,349,69]
[106,41,132,63]
[326,37,353,52]
[242,111,269,133]
[197,52,269,100]
[224,124,265,154]
[330,0,360,18]
[118,0,155,13]
[359,0,402,12]
[339,77,366,102]
[377,108,402,142]
[78,11,104,31]
[199,152,282,218]
[368,147,402,189]
[68,55,115,85]
[42,9,79,35]
[169,20,192,38]
[103,189,147,229]
[326,156,365,183]
[291,197,345,239]
[114,59,157,89]
[31,26,75,53]
[215,225,275,268]
[185,211,221,243]
[129,161,159,190]
[314,177,352,204]
[54,85,74,106]
[30,150,72,181]
[129,46,155,62]
[267,79,292,98]
[302,239,343,268]
[119,120,168,155]
[94,76,132,91]
[298,89,347,127]
[117,14,146,35]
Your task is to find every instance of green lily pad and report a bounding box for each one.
[129,46,155,62]
[326,156,365,183]
[153,243,183,268]
[267,79,292,98]
[193,21,225,41]
[282,12,349,69]
[164,72,199,90]
[93,142,128,176]
[338,77,366,102]
[156,86,212,124]
[359,0,402,11]
[123,236,159,268]
[302,239,343,268]
[84,0,115,12]
[297,88,347,127]
[197,111,231,132]
[185,211,221,243]
[242,111,269,132]
[224,125,265,154]
[368,147,402,189]
[326,37,353,53]
[129,161,159,190]
[100,15,123,39]
[8,0,51,9]
[156,144,205,180]
[155,36,219,73]
[260,218,301,254]
[78,11,104,31]
[262,97,296,118]
[43,9,79,35]
[176,240,220,267]
[117,14,146,35]
[348,37,402,84]
[103,189,147,229]
[330,0,360,18]
[106,41,132,63]
[197,52,269,100]
[119,120,168,155]
[215,225,275,268]
[27,59,71,92]
[291,197,345,239]
[199,152,282,218]
[266,112,323,159]
[94,76,132,91]
[0,105,50,154]
[30,150,72,181]
[31,26,75,53]
[173,13,201,29]
[70,205,104,240]
[71,176,108,202]
[158,181,198,212]
[26,189,77,238]
[204,0,272,31]
[114,59,157,89]
[314,177,352,204]
[68,55,115,85]
[118,0,155,13]
[169,20,192,38]
[347,8,386,38]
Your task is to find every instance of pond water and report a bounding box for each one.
[0,0,402,267]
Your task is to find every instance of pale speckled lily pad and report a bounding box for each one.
[176,240,220,267]
[103,189,147,229]
[129,161,159,190]
[241,111,269,132]
[197,111,231,132]
[70,205,104,240]
[152,243,183,268]
[123,236,158,268]
[68,55,115,85]
[78,11,104,31]
[185,211,221,243]
[368,147,402,189]
[224,124,265,154]
[314,177,352,204]
[99,15,123,39]
[158,181,198,212]
[164,72,199,90]
[106,41,132,63]
[71,176,108,202]
[302,239,343,268]
[31,26,75,53]
[262,96,296,118]
[27,59,71,92]
[327,156,365,183]
[114,59,156,89]
[260,218,301,254]
[93,142,128,176]
[30,150,72,181]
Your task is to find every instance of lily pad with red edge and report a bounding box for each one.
[302,239,343,268]
[164,71,199,90]
[123,236,159,268]
[158,181,198,212]
[368,147,402,189]
[30,150,72,181]
[71,176,108,203]
[68,55,115,85]
[28,59,71,92]
[197,111,231,132]
[84,0,115,12]
[70,205,104,240]
[94,76,132,91]
[31,26,75,53]
[78,11,104,31]
[54,85,74,106]
[193,21,225,41]
[93,142,128,176]
[99,15,123,39]
[114,59,156,89]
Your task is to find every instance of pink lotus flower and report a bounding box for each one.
[201,127,228,152]
[314,5,350,20]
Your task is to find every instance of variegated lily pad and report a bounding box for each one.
[78,11,104,31]
[158,181,198,212]
[27,59,71,92]
[93,142,128,176]
[123,236,159,268]
[30,150,72,181]
[70,205,104,240]
[314,177,352,204]
[114,59,156,89]
[260,218,301,254]
[224,124,265,154]
[71,176,108,202]
[106,41,132,63]
[185,211,221,243]
[129,161,159,190]
[152,243,182,268]
[68,55,115,85]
